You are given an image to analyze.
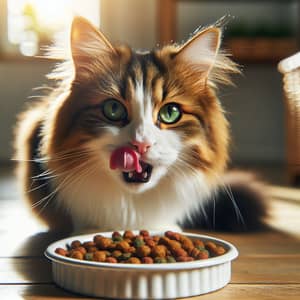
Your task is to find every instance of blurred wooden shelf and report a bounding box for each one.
[225,37,299,64]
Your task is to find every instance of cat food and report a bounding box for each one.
[55,231,226,264]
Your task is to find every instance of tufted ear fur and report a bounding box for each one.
[176,27,221,75]
[70,16,116,78]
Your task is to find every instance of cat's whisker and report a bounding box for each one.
[27,181,50,194]
[33,159,96,213]
[62,159,99,204]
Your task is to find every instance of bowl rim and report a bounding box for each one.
[45,231,238,271]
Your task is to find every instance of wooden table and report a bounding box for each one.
[0,171,299,299]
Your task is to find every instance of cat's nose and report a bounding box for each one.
[131,140,151,154]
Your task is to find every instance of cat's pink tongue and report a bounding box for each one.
[110,147,142,173]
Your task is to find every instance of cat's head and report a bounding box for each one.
[42,17,238,195]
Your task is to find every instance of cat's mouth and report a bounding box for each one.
[122,161,153,183]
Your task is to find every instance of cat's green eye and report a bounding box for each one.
[158,103,182,124]
[102,99,127,122]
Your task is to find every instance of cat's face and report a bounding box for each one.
[43,17,236,195]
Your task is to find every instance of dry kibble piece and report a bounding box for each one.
[196,249,209,260]
[93,251,107,262]
[171,247,188,257]
[154,257,167,263]
[166,256,176,263]
[105,257,118,263]
[139,230,150,237]
[133,237,145,248]
[165,231,181,241]
[144,238,156,248]
[127,257,141,264]
[136,245,151,258]
[180,237,194,253]
[70,250,84,260]
[151,245,167,258]
[55,248,68,256]
[193,239,205,248]
[82,241,96,249]
[111,250,123,258]
[86,246,98,253]
[93,234,103,242]
[176,256,194,262]
[116,240,131,252]
[124,238,133,245]
[167,240,182,251]
[118,252,132,262]
[76,246,87,255]
[127,246,136,254]
[152,235,160,243]
[96,237,113,250]
[212,246,226,256]
[70,240,81,249]
[205,241,217,251]
[158,237,171,246]
[123,230,135,239]
[142,257,154,264]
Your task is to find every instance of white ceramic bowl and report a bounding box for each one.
[45,231,238,299]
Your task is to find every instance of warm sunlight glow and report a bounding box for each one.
[7,0,100,56]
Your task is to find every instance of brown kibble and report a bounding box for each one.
[96,237,113,250]
[158,237,171,246]
[93,251,107,262]
[124,238,133,245]
[180,237,194,253]
[190,247,200,258]
[93,234,104,243]
[127,257,141,264]
[70,240,81,249]
[152,235,160,243]
[82,241,96,249]
[167,240,182,251]
[172,247,188,257]
[112,250,123,258]
[212,246,226,256]
[70,250,84,260]
[116,240,131,252]
[144,238,156,247]
[139,230,150,237]
[177,256,194,262]
[123,230,135,240]
[196,250,209,259]
[87,246,98,253]
[165,231,181,241]
[142,257,154,264]
[194,239,205,248]
[105,257,118,263]
[151,245,167,258]
[136,245,151,258]
[55,248,68,256]
[205,241,217,251]
[76,246,87,255]
[127,246,136,254]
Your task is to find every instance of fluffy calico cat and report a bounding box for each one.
[15,17,266,234]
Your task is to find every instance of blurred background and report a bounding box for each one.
[0,0,300,186]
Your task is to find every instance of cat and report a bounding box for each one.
[14,17,266,234]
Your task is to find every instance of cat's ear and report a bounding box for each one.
[70,16,116,76]
[176,27,221,75]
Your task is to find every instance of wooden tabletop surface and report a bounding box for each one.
[0,169,299,299]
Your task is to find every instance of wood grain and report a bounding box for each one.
[0,284,299,300]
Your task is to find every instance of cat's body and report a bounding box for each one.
[15,17,266,234]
